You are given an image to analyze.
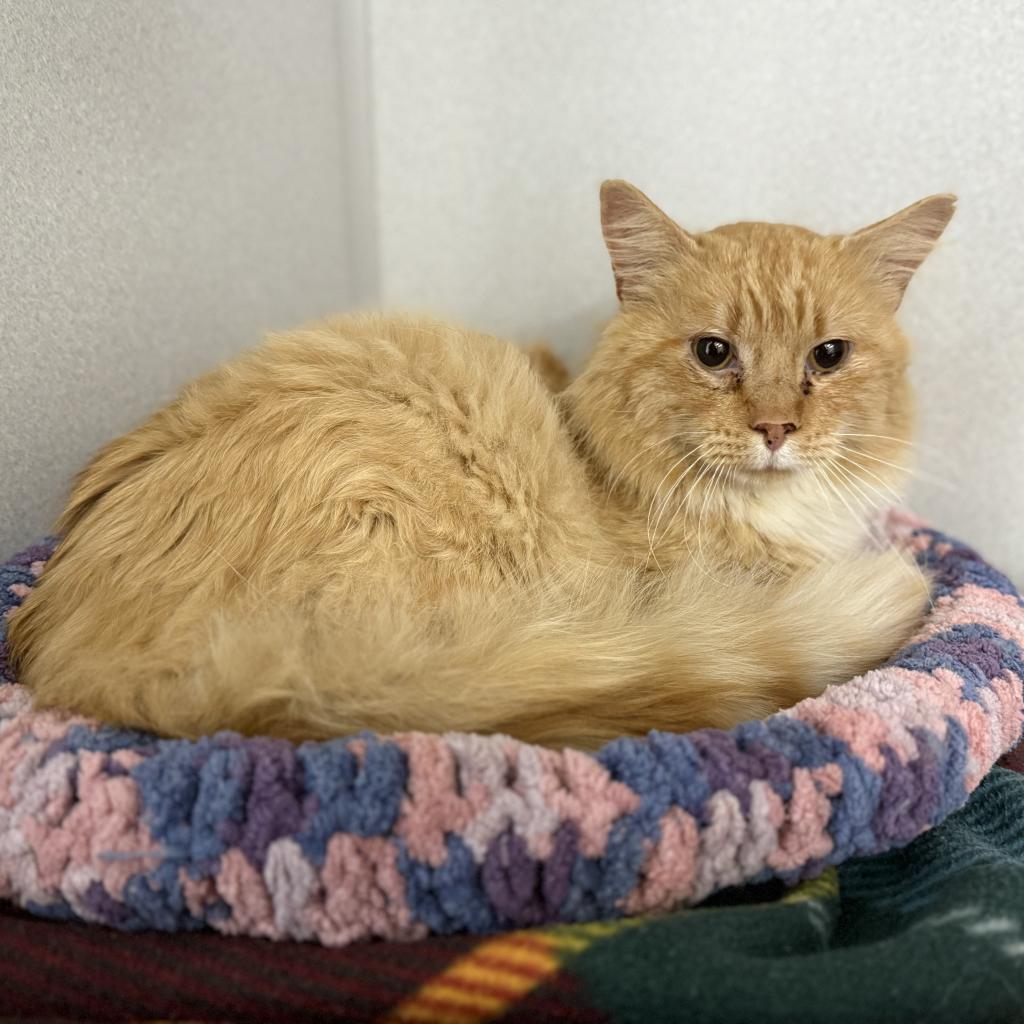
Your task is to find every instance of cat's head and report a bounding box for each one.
[570,181,955,511]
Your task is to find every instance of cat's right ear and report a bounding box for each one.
[600,180,695,303]
[842,194,957,309]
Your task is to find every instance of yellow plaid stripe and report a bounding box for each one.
[384,874,834,1022]
[381,916,643,1024]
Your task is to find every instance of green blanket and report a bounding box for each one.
[559,766,1024,1024]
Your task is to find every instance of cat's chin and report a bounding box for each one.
[737,444,804,476]
[732,462,802,489]
[744,453,799,473]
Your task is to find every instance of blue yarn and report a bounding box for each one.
[746,715,852,777]
[893,624,1024,704]
[823,750,883,862]
[600,735,696,831]
[295,736,407,864]
[187,746,252,866]
[936,715,970,820]
[603,732,716,823]
[563,853,621,924]
[593,813,652,913]
[24,897,76,921]
[913,528,1022,600]
[131,739,211,862]
[120,859,205,932]
[399,835,500,935]
[48,722,153,760]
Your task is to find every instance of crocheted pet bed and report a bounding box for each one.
[1,510,1022,947]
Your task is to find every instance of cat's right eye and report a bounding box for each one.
[693,336,733,369]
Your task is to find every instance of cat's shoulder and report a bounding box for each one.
[247,312,514,376]
[244,312,556,407]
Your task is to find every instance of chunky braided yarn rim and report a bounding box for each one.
[1,510,1022,946]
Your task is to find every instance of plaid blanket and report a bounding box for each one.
[2,762,1023,1023]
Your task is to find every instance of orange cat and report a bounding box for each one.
[8,181,955,749]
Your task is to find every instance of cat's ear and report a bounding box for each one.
[600,180,695,303]
[843,194,957,308]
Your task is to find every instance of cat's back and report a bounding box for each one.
[240,313,589,564]
[8,312,606,730]
[74,313,593,573]
[13,314,595,670]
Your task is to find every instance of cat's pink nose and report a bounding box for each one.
[752,422,797,452]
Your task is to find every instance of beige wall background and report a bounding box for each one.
[2,1,1022,583]
[0,0,365,556]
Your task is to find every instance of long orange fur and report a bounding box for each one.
[8,182,956,749]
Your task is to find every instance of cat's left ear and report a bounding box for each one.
[843,194,957,308]
[600,180,696,303]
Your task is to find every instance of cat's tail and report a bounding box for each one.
[32,547,928,749]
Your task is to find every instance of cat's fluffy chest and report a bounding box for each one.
[603,470,872,575]
[723,473,872,570]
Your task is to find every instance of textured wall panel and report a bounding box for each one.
[0,0,356,555]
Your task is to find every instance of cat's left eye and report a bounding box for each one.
[809,340,850,372]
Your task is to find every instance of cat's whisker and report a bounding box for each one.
[692,460,730,587]
[656,455,722,581]
[824,458,934,606]
[819,462,918,601]
[809,463,865,542]
[825,459,935,613]
[834,441,957,494]
[830,451,905,507]
[603,431,689,505]
[648,454,717,572]
[645,453,695,554]
[694,460,723,555]
[648,449,710,545]
[835,432,917,446]
[824,459,890,530]
[826,456,888,511]
[645,440,715,548]
[832,442,912,481]
[807,460,840,522]
[817,460,872,529]
[836,432,943,459]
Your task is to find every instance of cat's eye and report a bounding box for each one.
[694,336,733,369]
[809,340,850,372]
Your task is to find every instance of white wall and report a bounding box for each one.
[0,0,361,556]
[366,0,1024,583]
